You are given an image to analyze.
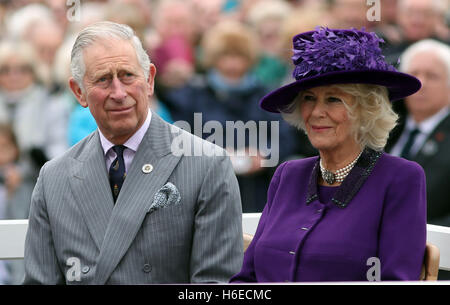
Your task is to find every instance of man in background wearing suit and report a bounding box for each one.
[23,21,243,284]
[387,39,450,228]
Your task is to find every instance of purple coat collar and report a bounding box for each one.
[306,148,383,208]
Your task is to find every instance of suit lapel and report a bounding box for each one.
[94,112,182,284]
[69,131,114,251]
[414,114,450,166]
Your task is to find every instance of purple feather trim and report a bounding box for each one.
[292,27,397,80]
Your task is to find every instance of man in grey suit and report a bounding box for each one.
[23,21,243,284]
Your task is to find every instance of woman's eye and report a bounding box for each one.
[328,97,342,103]
[302,95,315,101]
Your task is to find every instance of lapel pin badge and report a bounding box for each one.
[142,164,153,174]
[421,140,438,156]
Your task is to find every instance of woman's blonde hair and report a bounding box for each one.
[280,84,398,151]
[201,20,259,69]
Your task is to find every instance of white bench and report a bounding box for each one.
[0,220,28,260]
[1,216,450,272]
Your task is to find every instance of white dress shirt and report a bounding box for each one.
[98,109,152,172]
[390,106,450,157]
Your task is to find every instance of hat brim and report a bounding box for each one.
[260,70,421,113]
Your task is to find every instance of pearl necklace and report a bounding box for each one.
[319,151,363,185]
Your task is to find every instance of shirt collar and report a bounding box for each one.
[406,106,450,135]
[99,108,152,155]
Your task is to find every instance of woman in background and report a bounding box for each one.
[165,20,298,212]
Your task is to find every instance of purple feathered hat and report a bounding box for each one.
[260,27,421,113]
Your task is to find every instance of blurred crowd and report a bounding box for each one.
[0,0,449,284]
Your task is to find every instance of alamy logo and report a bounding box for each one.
[366,0,381,22]
[66,0,81,22]
[66,257,81,282]
[366,257,381,281]
[171,113,280,168]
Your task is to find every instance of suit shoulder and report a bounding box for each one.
[436,112,450,130]
[278,156,318,174]
[42,132,97,173]
[270,156,318,183]
[168,123,228,159]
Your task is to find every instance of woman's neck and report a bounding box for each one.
[319,144,363,172]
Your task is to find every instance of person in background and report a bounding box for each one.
[378,0,450,64]
[0,40,68,180]
[23,18,64,91]
[189,0,226,39]
[325,0,372,30]
[165,20,296,212]
[44,0,71,34]
[0,1,8,40]
[372,0,399,45]
[3,2,54,40]
[0,123,34,284]
[231,27,426,282]
[111,0,153,29]
[151,0,196,91]
[386,39,450,230]
[0,124,33,220]
[278,4,328,85]
[246,0,292,90]
[104,0,147,43]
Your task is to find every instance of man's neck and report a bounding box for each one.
[98,109,152,153]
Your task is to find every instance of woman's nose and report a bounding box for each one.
[311,100,326,117]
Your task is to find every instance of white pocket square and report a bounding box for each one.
[148,182,181,213]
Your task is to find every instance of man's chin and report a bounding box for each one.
[103,124,140,143]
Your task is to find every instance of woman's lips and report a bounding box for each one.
[311,125,332,132]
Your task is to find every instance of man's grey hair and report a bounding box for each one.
[70,21,151,90]
[399,39,450,86]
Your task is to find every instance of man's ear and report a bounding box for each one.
[69,77,88,108]
[147,64,157,97]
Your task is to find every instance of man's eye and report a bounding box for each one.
[120,71,134,77]
[120,73,135,81]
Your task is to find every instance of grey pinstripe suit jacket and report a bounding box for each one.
[23,112,243,284]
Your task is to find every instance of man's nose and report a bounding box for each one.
[110,77,127,101]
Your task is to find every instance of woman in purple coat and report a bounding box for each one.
[230,27,427,282]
